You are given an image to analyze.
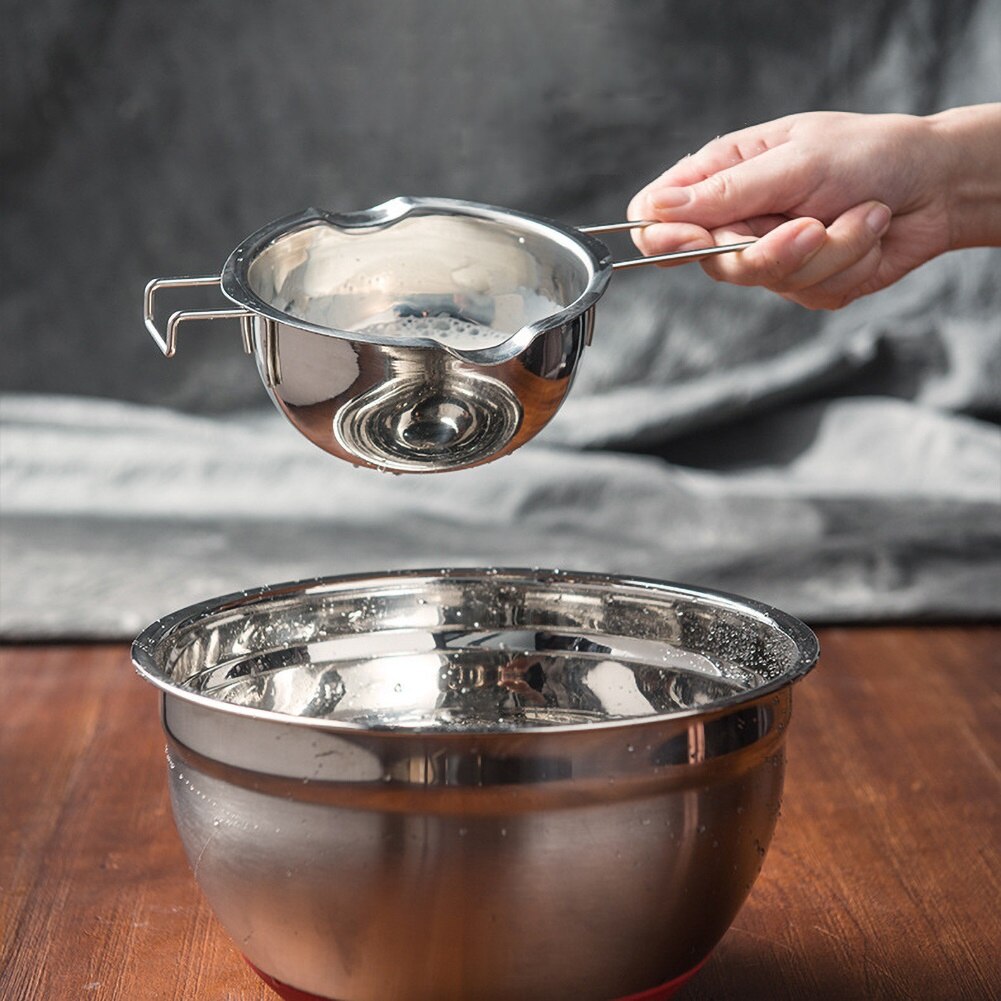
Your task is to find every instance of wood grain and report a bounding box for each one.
[1,629,998,1001]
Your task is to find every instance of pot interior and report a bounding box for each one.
[244,210,595,348]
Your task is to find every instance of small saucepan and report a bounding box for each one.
[144,198,750,472]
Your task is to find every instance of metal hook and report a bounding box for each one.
[144,276,255,357]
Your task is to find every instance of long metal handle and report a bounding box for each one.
[578,221,755,270]
[144,276,255,358]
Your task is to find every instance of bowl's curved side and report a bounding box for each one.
[161,684,793,1001]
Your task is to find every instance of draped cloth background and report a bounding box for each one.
[2,0,999,638]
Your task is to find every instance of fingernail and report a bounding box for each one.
[793,222,825,256]
[866,202,892,236]
[652,188,692,210]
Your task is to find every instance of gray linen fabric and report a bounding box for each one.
[2,0,999,637]
[2,390,998,638]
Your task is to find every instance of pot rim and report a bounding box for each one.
[131,567,820,737]
[218,197,614,365]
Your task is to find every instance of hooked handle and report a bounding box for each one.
[144,275,256,357]
[578,221,755,270]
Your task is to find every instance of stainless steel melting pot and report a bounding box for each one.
[144,198,749,472]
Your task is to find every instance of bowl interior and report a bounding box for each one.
[135,571,816,732]
[244,212,594,348]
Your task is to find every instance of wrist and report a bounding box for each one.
[926,104,1001,250]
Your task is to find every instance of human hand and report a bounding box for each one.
[627,106,1001,309]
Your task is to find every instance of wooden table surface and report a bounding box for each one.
[2,628,999,1001]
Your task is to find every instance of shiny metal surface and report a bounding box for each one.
[142,199,751,471]
[576,220,754,270]
[143,276,255,358]
[132,569,818,1001]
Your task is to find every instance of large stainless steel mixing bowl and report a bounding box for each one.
[132,569,818,1001]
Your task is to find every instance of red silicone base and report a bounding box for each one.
[614,953,710,1000]
[247,953,709,1001]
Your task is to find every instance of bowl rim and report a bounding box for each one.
[131,567,820,736]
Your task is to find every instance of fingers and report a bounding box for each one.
[700,201,893,309]
[698,217,826,286]
[632,214,789,261]
[782,243,885,310]
[636,118,796,193]
[631,142,819,237]
[628,222,717,263]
